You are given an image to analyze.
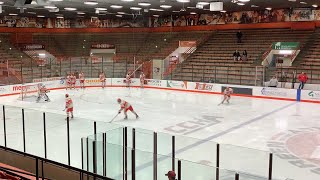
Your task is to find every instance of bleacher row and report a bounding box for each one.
[1,29,320,85]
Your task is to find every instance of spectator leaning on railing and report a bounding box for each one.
[298,72,308,89]
[268,76,278,88]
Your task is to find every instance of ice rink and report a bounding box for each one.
[0,87,319,180]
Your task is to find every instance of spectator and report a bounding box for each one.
[242,50,248,61]
[165,171,176,180]
[236,30,243,43]
[268,76,278,87]
[233,50,240,61]
[298,72,308,89]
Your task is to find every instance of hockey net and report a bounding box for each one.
[18,84,39,101]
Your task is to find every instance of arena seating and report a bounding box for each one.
[171,29,312,86]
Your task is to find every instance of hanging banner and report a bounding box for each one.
[91,44,115,49]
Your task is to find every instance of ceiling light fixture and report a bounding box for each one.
[49,0,63,1]
[37,15,45,18]
[121,0,134,2]
[95,7,107,10]
[77,12,85,14]
[265,7,272,10]
[84,1,98,5]
[150,8,164,11]
[64,7,77,11]
[197,2,209,5]
[187,6,196,9]
[172,10,180,12]
[130,7,142,10]
[116,14,123,17]
[238,0,250,2]
[220,10,226,13]
[177,0,190,3]
[160,5,172,8]
[0,2,3,4]
[190,12,197,14]
[138,2,151,6]
[300,1,307,4]
[237,2,245,5]
[44,5,57,9]
[9,13,18,16]
[110,5,123,8]
[27,12,36,14]
[251,5,258,7]
[312,4,318,7]
[153,15,159,17]
[56,16,64,18]
[117,12,126,14]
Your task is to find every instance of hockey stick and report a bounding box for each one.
[109,113,119,123]
[62,108,66,111]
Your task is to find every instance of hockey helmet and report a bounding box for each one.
[117,98,121,103]
[65,94,69,98]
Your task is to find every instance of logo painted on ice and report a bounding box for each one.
[267,127,320,175]
[308,91,320,99]
[261,88,287,97]
[166,81,187,89]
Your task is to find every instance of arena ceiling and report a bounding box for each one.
[0,0,319,18]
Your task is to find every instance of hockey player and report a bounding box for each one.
[99,71,106,88]
[66,73,71,89]
[219,87,233,105]
[139,72,145,88]
[79,71,85,89]
[36,84,50,102]
[65,94,74,120]
[117,98,139,119]
[125,73,131,88]
[71,73,76,89]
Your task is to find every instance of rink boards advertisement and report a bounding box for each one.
[0,78,319,103]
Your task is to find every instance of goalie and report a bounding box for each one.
[36,84,50,102]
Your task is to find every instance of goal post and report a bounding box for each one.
[18,84,39,101]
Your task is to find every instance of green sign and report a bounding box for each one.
[272,42,300,50]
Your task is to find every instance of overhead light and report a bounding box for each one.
[138,2,151,6]
[237,2,245,5]
[64,7,77,11]
[121,0,134,2]
[251,5,259,7]
[300,1,307,4]
[130,7,142,10]
[150,8,164,12]
[44,5,57,9]
[116,14,123,17]
[117,12,126,14]
[111,5,123,9]
[239,0,250,2]
[0,2,3,4]
[187,6,196,9]
[197,2,209,5]
[160,5,172,8]
[312,4,318,7]
[77,12,85,14]
[16,7,26,10]
[190,12,196,14]
[172,10,180,12]
[220,10,226,13]
[95,7,107,10]
[265,7,272,10]
[9,13,18,16]
[49,0,63,1]
[180,8,186,11]
[37,15,45,18]
[39,53,46,56]
[56,16,64,18]
[288,0,296,1]
[153,15,159,17]
[279,50,293,55]
[27,12,36,14]
[177,0,190,3]
[84,1,98,5]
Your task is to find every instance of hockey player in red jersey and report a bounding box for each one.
[79,71,85,89]
[65,94,74,120]
[117,98,139,119]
